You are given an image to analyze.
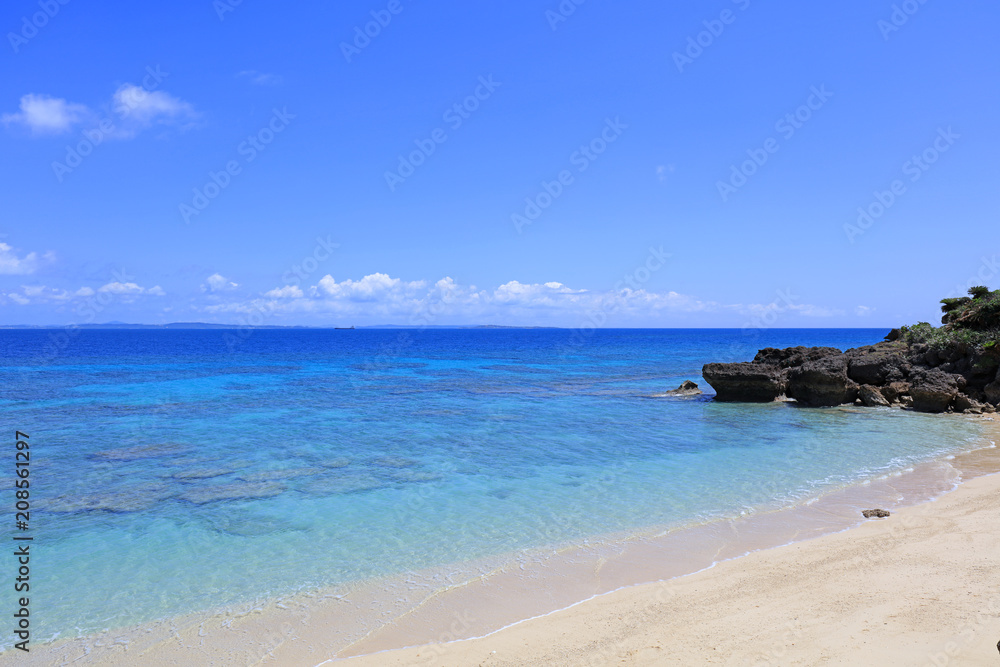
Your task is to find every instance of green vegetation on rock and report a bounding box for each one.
[900,287,1000,351]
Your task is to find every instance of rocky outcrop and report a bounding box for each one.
[702,363,785,402]
[965,348,1000,389]
[701,335,1000,414]
[787,355,858,407]
[858,384,890,407]
[845,343,911,385]
[881,381,910,403]
[984,365,1000,405]
[909,369,961,413]
[660,380,703,396]
[953,394,993,414]
[753,346,841,368]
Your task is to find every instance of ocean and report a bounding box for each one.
[0,328,988,651]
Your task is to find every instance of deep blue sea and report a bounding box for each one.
[0,328,987,647]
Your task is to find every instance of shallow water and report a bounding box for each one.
[0,328,987,648]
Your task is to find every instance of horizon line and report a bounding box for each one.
[0,322,899,331]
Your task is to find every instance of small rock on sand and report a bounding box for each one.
[862,509,891,519]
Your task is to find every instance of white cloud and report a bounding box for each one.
[3,286,64,305]
[3,281,163,306]
[238,70,283,86]
[493,280,586,305]
[111,84,198,137]
[202,273,239,292]
[0,243,52,275]
[263,285,303,299]
[99,281,144,295]
[21,285,46,298]
[856,305,875,317]
[3,85,198,140]
[204,274,703,323]
[1,94,90,134]
[656,164,676,181]
[315,273,426,301]
[98,281,165,296]
[734,299,843,321]
[791,304,843,318]
[196,273,849,327]
[4,285,73,304]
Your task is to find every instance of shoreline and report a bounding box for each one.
[341,456,1000,666]
[7,416,999,665]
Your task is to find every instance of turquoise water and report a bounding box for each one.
[0,328,986,646]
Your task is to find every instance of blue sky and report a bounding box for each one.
[1,0,997,327]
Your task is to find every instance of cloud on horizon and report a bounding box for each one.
[198,273,846,327]
[2,280,164,306]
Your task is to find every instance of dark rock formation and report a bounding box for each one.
[909,369,961,413]
[986,371,1000,405]
[701,321,1000,414]
[753,346,840,368]
[787,355,858,407]
[862,509,890,518]
[882,381,911,404]
[659,380,703,396]
[702,362,786,402]
[845,343,911,385]
[966,348,1000,389]
[858,384,891,407]
[953,394,994,414]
